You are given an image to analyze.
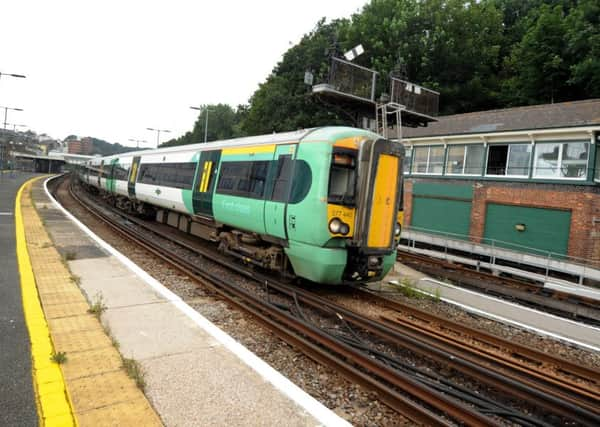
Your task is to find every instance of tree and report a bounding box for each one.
[501,4,570,105]
[161,104,246,147]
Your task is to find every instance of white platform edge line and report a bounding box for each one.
[418,278,600,353]
[43,176,350,427]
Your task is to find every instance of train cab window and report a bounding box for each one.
[328,151,356,206]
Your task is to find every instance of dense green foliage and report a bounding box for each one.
[165,0,599,146]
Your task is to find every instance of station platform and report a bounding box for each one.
[387,262,600,352]
[9,175,347,426]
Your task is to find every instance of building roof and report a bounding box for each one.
[402,99,600,139]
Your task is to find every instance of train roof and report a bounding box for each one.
[88,126,380,164]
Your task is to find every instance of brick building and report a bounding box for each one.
[401,99,600,263]
[68,138,93,155]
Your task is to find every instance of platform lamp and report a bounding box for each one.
[0,71,26,80]
[146,128,170,148]
[189,106,213,143]
[128,138,148,150]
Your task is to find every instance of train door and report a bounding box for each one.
[98,160,104,187]
[128,156,141,198]
[192,150,221,217]
[264,144,297,240]
[108,159,117,193]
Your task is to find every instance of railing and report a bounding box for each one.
[327,57,378,102]
[400,226,600,285]
[390,78,439,117]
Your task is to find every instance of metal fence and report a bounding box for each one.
[328,57,378,102]
[390,78,439,117]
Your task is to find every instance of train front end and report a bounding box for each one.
[326,136,404,283]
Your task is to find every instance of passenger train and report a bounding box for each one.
[78,126,404,284]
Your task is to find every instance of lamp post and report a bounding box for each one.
[146,128,170,148]
[189,106,213,143]
[5,123,26,132]
[128,138,148,149]
[1,106,24,130]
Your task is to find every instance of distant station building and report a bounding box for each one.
[68,137,93,155]
[400,99,600,263]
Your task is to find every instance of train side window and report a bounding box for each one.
[271,155,293,202]
[217,161,270,199]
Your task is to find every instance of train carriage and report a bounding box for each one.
[80,126,404,284]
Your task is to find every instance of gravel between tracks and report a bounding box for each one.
[55,178,600,426]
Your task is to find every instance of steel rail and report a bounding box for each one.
[355,288,600,387]
[60,178,495,427]
[61,176,598,425]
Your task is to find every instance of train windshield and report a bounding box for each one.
[328,151,356,206]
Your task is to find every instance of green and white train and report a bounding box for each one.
[79,126,404,284]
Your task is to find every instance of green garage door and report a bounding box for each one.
[411,196,472,239]
[483,203,571,256]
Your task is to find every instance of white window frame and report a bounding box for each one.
[485,143,531,178]
[445,144,484,176]
[533,141,589,180]
[403,147,412,175]
[411,145,444,175]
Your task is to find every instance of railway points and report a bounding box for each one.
[59,171,600,425]
[388,262,600,352]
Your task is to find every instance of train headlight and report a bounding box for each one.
[395,223,402,237]
[339,223,350,235]
[329,218,343,234]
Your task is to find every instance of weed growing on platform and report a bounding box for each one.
[396,277,422,298]
[71,274,81,286]
[40,242,52,249]
[88,293,107,319]
[63,250,77,261]
[123,357,146,391]
[103,323,120,349]
[50,351,68,364]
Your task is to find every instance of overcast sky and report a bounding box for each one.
[1,0,367,147]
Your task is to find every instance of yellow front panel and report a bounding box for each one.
[327,204,355,237]
[334,137,362,150]
[368,154,398,248]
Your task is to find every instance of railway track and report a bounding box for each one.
[53,175,600,426]
[397,250,600,325]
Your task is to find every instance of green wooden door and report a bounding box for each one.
[483,203,571,256]
[411,196,472,239]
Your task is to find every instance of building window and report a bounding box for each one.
[533,141,589,179]
[403,147,412,174]
[411,146,444,174]
[445,144,484,175]
[486,144,531,177]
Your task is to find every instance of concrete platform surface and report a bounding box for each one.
[37,176,348,426]
[389,263,600,352]
[20,176,161,426]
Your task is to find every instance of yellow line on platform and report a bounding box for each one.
[15,176,76,427]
